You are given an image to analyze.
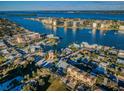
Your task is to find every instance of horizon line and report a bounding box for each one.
[1,10,124,12]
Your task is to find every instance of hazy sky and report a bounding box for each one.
[0,1,124,11]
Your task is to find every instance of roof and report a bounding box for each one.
[57,60,69,69]
[0,41,5,47]
[117,58,124,64]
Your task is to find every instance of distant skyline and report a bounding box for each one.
[0,1,124,11]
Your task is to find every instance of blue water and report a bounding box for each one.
[37,13,124,20]
[7,18,124,50]
[1,11,124,20]
[1,11,124,50]
[1,12,124,49]
[1,11,124,90]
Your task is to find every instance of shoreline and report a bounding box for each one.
[26,17,124,31]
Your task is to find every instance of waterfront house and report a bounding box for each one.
[28,33,41,40]
[62,48,72,55]
[92,23,97,29]
[103,46,110,51]
[47,34,59,40]
[118,50,124,58]
[109,49,118,55]
[81,42,89,48]
[69,43,80,49]
[117,50,124,64]
[119,25,124,30]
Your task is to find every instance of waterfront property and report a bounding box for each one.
[0,13,124,91]
[16,16,124,50]
[26,17,124,31]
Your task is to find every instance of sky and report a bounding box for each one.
[0,1,124,11]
